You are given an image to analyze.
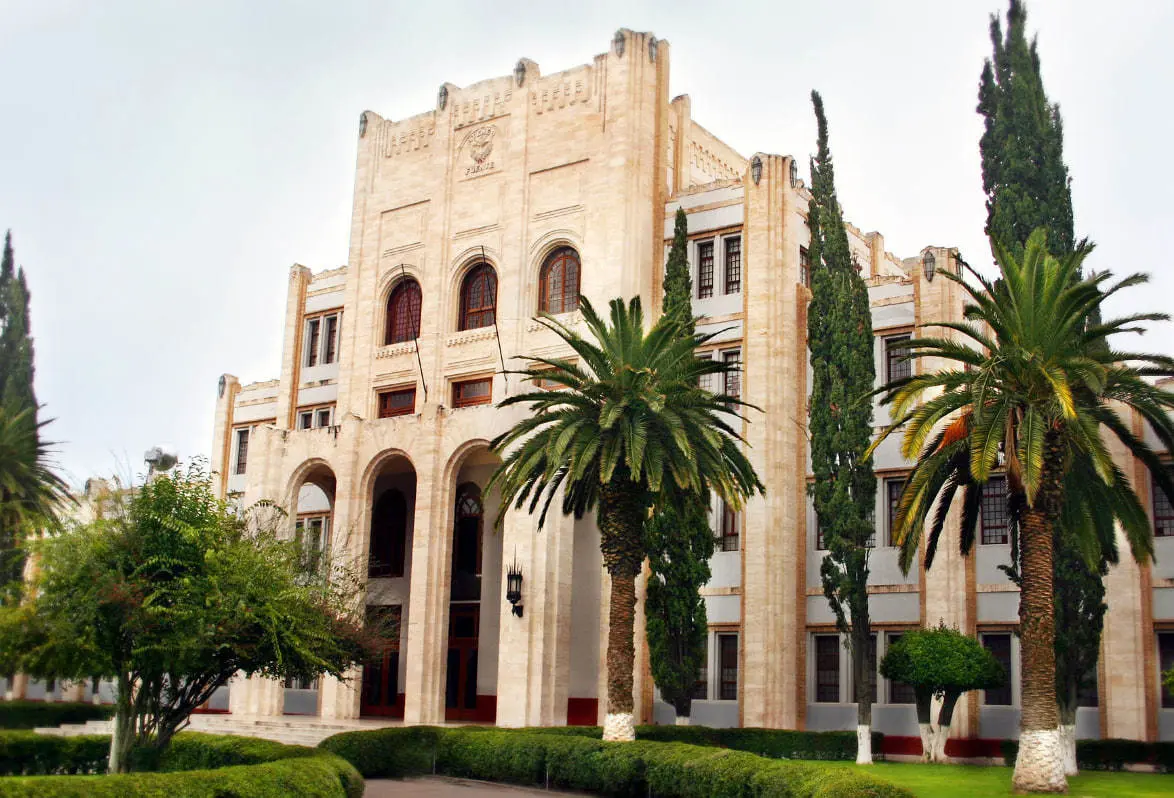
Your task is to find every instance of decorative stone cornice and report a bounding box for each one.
[375,342,417,359]
[446,328,498,347]
[525,311,582,333]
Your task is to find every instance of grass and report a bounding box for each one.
[822,762,1174,797]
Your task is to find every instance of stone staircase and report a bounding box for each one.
[35,714,405,747]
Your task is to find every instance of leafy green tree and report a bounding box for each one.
[872,229,1174,792]
[978,2,1108,772]
[488,296,762,741]
[880,623,1005,763]
[646,207,715,724]
[0,462,371,773]
[807,90,878,765]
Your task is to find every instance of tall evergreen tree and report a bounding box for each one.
[646,208,715,724]
[807,91,878,765]
[978,2,1105,773]
[0,232,37,415]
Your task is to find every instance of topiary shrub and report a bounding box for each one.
[0,701,114,731]
[316,725,442,778]
[0,732,110,776]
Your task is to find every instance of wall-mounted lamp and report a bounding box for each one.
[750,155,763,186]
[505,558,524,617]
[922,250,937,283]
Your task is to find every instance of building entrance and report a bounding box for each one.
[360,605,403,717]
[445,604,479,719]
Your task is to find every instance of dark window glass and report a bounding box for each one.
[316,408,332,428]
[981,476,1010,545]
[724,237,741,294]
[1160,633,1174,709]
[453,378,493,408]
[378,388,416,418]
[451,485,483,601]
[234,428,249,475]
[799,246,811,287]
[386,280,422,345]
[697,241,715,299]
[306,318,321,367]
[369,490,407,578]
[719,501,739,552]
[718,634,738,700]
[299,411,313,430]
[886,478,905,547]
[815,635,840,703]
[885,335,911,383]
[323,314,339,364]
[815,517,825,551]
[1153,470,1174,537]
[691,637,709,700]
[887,633,916,704]
[459,264,498,330]
[539,247,581,315]
[723,350,741,399]
[983,633,1013,706]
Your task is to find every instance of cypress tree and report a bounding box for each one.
[807,91,878,764]
[645,207,715,723]
[0,231,37,415]
[978,2,1105,773]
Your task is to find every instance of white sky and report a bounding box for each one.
[3,0,1172,485]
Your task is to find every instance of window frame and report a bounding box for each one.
[385,279,423,345]
[304,311,342,368]
[799,246,811,288]
[980,475,1010,545]
[296,403,336,430]
[723,236,742,295]
[459,263,498,331]
[1160,632,1174,709]
[981,632,1014,706]
[1153,467,1174,537]
[885,632,917,704]
[718,500,740,552]
[538,247,581,315]
[883,334,912,384]
[814,634,841,703]
[885,477,906,547]
[378,386,417,418]
[717,633,739,701]
[691,636,709,701]
[722,349,741,399]
[697,240,715,299]
[233,427,250,476]
[452,376,493,409]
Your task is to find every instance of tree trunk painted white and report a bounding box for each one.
[603,712,636,742]
[855,725,873,765]
[1060,724,1077,776]
[1013,727,1067,793]
[674,715,691,726]
[933,724,950,763]
[918,723,933,763]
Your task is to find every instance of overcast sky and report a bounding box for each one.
[3,0,1172,486]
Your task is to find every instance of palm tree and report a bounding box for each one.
[488,296,763,741]
[872,229,1174,793]
[0,402,71,601]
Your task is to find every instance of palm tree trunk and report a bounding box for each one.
[1012,433,1067,793]
[598,482,645,742]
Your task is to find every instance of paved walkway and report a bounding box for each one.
[366,777,582,796]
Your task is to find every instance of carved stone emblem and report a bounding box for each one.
[459,125,499,177]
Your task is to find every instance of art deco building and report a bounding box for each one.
[207,30,1174,749]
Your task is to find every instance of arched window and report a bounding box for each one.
[451,483,483,600]
[369,489,407,578]
[459,264,497,331]
[385,279,422,345]
[539,247,580,315]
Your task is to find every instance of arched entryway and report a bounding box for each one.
[361,452,415,718]
[283,462,336,716]
[445,446,503,722]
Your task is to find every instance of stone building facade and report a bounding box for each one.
[206,30,1174,748]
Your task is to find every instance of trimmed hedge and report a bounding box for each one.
[526,724,885,761]
[0,701,114,730]
[0,732,362,798]
[319,726,913,798]
[1001,737,1174,772]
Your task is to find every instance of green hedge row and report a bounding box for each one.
[318,726,913,798]
[0,732,362,798]
[523,725,885,761]
[1001,737,1174,772]
[0,701,114,730]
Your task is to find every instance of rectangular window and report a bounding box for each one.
[453,377,493,408]
[323,314,339,364]
[981,476,1010,545]
[299,411,313,430]
[295,514,330,574]
[718,634,738,700]
[378,387,416,418]
[886,478,905,547]
[316,408,332,428]
[234,428,249,475]
[691,637,709,700]
[1153,469,1174,537]
[884,335,911,383]
[724,237,742,294]
[1160,633,1174,709]
[697,353,714,393]
[886,633,916,704]
[305,318,321,367]
[800,246,811,287]
[723,349,741,399]
[982,633,1013,706]
[815,635,840,703]
[815,517,826,551]
[719,501,739,552]
[697,241,715,299]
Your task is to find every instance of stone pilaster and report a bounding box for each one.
[275,265,312,431]
[211,374,239,498]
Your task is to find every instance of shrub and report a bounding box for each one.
[0,732,361,798]
[318,725,913,798]
[0,701,114,730]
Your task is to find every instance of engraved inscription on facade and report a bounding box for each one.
[458,125,499,178]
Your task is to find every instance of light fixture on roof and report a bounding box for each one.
[750,155,763,186]
[648,37,658,62]
[438,85,448,111]
[923,250,937,283]
[789,158,798,188]
[514,60,527,87]
[614,30,626,57]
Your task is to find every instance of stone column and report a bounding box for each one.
[274,265,312,431]
[495,498,575,727]
[229,675,282,717]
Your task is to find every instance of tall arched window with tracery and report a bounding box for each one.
[459,264,497,331]
[385,279,422,345]
[538,247,580,315]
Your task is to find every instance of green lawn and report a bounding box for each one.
[823,762,1174,797]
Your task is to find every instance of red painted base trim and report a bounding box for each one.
[445,695,497,724]
[361,693,406,719]
[881,735,1005,759]
[192,707,230,715]
[567,697,599,726]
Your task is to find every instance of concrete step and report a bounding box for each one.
[33,714,404,747]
